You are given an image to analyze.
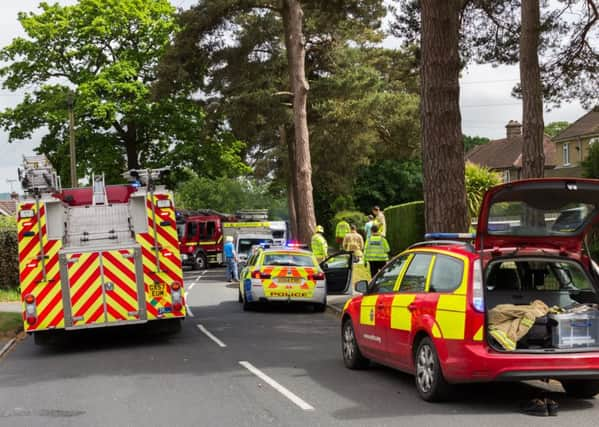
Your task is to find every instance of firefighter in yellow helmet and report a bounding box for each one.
[311,225,328,262]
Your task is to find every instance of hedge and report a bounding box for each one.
[384,201,425,255]
[0,216,19,290]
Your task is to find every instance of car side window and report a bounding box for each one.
[371,255,409,294]
[398,253,433,293]
[429,255,464,293]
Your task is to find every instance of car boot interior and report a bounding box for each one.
[485,257,599,352]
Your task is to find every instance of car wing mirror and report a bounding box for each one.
[355,280,369,294]
[321,262,329,270]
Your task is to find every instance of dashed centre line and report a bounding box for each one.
[197,324,227,348]
[239,361,315,411]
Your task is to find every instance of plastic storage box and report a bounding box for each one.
[549,312,598,348]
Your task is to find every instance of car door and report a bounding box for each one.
[321,252,354,294]
[355,256,408,360]
[387,253,434,369]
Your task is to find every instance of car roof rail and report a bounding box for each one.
[408,240,475,252]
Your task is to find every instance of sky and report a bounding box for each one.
[0,0,589,193]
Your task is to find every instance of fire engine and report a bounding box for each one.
[177,209,288,270]
[17,155,185,344]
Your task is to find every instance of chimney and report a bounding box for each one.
[506,120,522,139]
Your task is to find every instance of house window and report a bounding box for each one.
[563,143,570,166]
[502,169,510,183]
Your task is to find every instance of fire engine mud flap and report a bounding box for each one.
[60,247,146,328]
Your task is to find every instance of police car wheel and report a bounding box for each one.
[342,319,369,369]
[561,380,599,398]
[415,337,451,402]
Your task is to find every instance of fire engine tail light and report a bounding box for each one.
[472,259,484,313]
[170,282,183,312]
[24,294,37,324]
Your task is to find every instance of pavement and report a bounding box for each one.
[0,302,20,313]
[0,268,597,426]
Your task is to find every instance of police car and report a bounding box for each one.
[238,244,355,311]
[341,179,599,401]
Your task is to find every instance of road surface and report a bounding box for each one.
[1,268,597,426]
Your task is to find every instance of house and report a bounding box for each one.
[465,120,556,182]
[0,193,18,216]
[551,107,599,177]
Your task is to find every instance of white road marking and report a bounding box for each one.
[196,324,227,348]
[238,361,315,411]
[184,299,194,317]
[0,338,16,359]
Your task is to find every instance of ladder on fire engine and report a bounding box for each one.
[92,173,107,205]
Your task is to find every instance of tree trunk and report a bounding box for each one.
[281,0,316,244]
[520,0,545,179]
[280,125,299,239]
[125,123,139,170]
[420,0,469,233]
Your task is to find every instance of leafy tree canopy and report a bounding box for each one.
[0,0,245,185]
[463,134,490,153]
[544,120,570,138]
[176,175,287,218]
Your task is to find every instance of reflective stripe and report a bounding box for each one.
[311,234,328,259]
[435,295,467,339]
[390,294,416,331]
[364,236,389,261]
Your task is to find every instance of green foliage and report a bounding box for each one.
[0,0,222,185]
[176,175,287,218]
[0,216,18,290]
[384,201,425,255]
[465,162,502,220]
[329,211,368,242]
[544,121,570,138]
[353,159,423,213]
[582,142,599,179]
[463,135,490,153]
[0,312,23,336]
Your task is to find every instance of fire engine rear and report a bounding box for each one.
[17,156,184,343]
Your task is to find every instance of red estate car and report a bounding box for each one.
[341,179,599,401]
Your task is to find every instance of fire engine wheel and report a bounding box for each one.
[192,252,208,270]
[414,337,451,402]
[341,319,369,369]
[33,331,62,346]
[561,380,599,398]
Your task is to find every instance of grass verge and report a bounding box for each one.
[0,312,22,338]
[352,263,371,285]
[0,288,20,303]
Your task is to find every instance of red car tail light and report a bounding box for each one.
[309,272,325,281]
[252,270,271,279]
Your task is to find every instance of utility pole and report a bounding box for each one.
[67,91,77,188]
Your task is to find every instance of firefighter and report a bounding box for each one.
[372,206,387,236]
[335,219,351,247]
[364,224,390,277]
[342,224,364,262]
[311,225,328,262]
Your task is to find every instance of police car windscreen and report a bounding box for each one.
[263,253,314,267]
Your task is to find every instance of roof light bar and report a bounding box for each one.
[424,233,475,240]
